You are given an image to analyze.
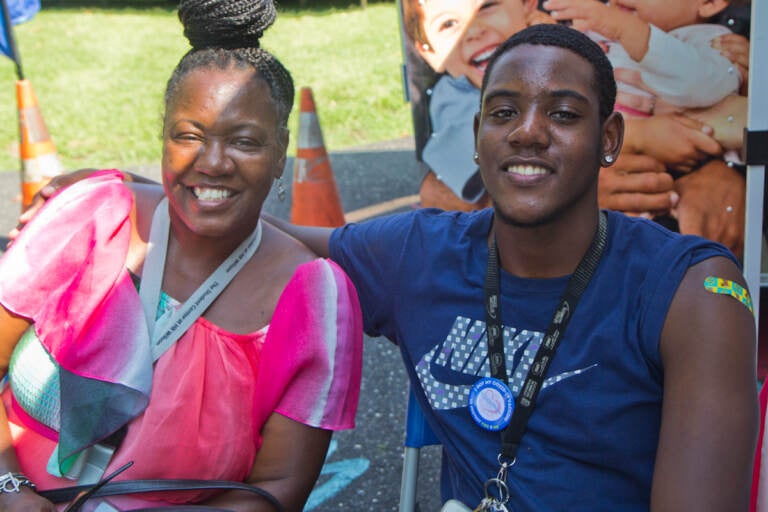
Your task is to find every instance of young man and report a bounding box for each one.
[283,24,757,510]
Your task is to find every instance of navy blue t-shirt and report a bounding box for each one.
[330,208,736,511]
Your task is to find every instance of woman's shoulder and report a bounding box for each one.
[221,222,319,327]
[127,180,165,207]
[126,181,165,238]
[259,220,316,270]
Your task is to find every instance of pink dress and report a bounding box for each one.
[0,170,363,508]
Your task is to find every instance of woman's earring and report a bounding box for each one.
[603,154,614,165]
[473,152,479,163]
[276,177,286,202]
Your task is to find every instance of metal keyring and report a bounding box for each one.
[483,477,511,504]
[497,454,517,467]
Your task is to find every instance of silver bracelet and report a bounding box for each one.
[0,472,36,494]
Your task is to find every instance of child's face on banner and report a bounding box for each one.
[417,0,534,88]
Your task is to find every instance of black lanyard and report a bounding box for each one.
[484,212,608,462]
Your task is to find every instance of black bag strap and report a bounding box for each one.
[127,508,233,511]
[38,478,285,512]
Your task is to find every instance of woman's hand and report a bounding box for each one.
[0,487,56,512]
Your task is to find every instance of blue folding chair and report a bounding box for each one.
[399,387,440,512]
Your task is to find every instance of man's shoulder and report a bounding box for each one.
[605,210,735,267]
[606,209,679,242]
[332,208,491,266]
[354,207,489,234]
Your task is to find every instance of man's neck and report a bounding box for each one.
[492,209,601,279]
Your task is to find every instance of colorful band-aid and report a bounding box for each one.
[703,276,754,314]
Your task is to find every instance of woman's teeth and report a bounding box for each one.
[193,187,232,201]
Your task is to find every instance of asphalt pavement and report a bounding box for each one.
[0,137,444,511]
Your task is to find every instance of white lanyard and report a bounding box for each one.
[139,197,263,362]
[53,201,262,485]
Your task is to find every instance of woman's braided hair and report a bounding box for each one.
[164,0,294,129]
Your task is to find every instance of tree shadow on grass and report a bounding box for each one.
[43,0,392,11]
[44,0,176,9]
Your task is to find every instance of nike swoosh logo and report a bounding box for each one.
[414,316,597,411]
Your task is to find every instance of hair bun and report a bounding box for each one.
[178,0,276,49]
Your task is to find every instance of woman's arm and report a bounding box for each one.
[203,415,331,512]
[0,306,30,377]
[0,307,56,512]
[204,257,361,512]
[0,403,56,512]
[651,256,757,510]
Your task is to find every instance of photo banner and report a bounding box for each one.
[397,0,753,212]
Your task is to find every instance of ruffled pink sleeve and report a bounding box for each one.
[0,169,151,384]
[0,170,153,465]
[254,259,363,431]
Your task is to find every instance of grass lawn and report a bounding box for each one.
[0,0,413,172]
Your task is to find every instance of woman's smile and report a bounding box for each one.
[191,186,235,202]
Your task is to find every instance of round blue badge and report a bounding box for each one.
[468,377,514,431]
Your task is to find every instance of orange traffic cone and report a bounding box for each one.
[16,79,64,209]
[290,87,345,227]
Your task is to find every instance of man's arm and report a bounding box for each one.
[8,170,339,261]
[9,169,156,244]
[651,256,757,510]
[253,214,335,259]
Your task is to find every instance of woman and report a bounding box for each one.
[0,0,363,510]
